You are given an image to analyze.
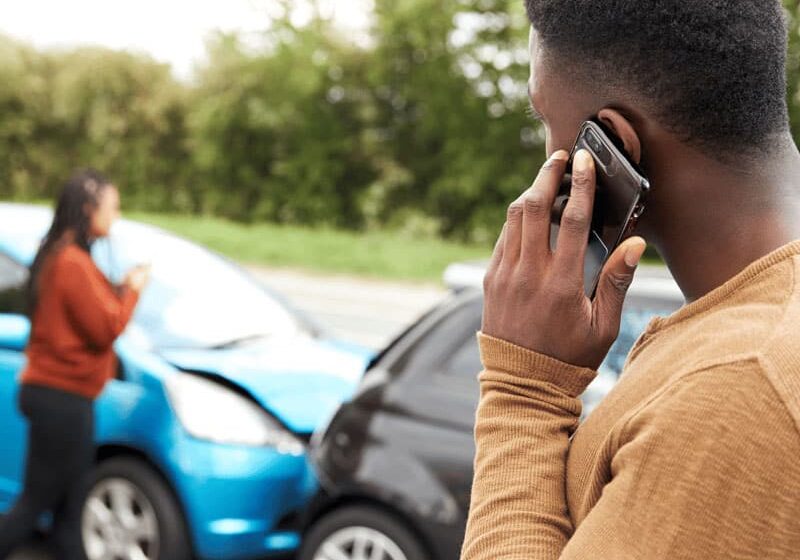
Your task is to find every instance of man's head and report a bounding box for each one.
[524,0,790,164]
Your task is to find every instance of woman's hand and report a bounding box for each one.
[123,264,151,294]
[481,149,647,370]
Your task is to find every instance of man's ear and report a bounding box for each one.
[597,108,642,164]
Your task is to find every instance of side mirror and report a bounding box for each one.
[0,314,30,351]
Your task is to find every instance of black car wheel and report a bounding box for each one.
[301,505,431,560]
[81,457,191,560]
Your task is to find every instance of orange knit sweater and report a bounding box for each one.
[22,244,139,399]
[462,241,800,559]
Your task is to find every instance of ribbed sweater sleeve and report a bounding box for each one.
[462,335,800,559]
[57,250,139,350]
[461,333,596,560]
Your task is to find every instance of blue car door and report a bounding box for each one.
[0,252,31,511]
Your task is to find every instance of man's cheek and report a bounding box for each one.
[544,126,554,157]
[548,128,576,155]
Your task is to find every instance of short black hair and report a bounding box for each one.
[525,0,790,156]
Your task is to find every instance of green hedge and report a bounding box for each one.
[2,0,800,243]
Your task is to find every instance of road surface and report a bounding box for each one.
[249,266,449,349]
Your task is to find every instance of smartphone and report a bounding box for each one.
[550,120,650,297]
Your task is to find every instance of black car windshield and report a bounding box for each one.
[92,221,304,349]
[602,299,679,376]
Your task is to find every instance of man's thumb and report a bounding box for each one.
[595,236,646,318]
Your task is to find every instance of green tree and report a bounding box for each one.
[0,36,190,210]
[3,0,800,244]
[0,37,55,199]
[188,19,379,227]
[367,0,541,241]
[48,48,191,211]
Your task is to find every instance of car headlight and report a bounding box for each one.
[165,371,304,455]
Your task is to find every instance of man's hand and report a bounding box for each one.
[481,149,647,370]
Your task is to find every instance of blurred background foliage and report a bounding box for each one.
[2,0,800,243]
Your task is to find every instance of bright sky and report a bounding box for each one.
[0,0,373,80]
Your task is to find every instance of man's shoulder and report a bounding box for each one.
[641,254,800,386]
[615,254,800,450]
[754,271,800,437]
[625,357,799,447]
[653,263,800,408]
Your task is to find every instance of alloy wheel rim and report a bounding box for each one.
[82,477,160,560]
[314,525,409,560]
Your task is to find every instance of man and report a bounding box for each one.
[462,1,800,559]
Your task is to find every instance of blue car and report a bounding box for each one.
[0,203,372,560]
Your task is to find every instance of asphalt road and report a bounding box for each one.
[249,266,449,350]
[10,267,449,560]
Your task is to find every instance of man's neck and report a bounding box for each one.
[646,136,800,302]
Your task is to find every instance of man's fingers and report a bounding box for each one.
[554,149,596,280]
[521,150,569,261]
[593,236,647,340]
[503,197,524,265]
[486,223,507,276]
[501,149,570,268]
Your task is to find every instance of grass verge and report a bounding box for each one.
[127,212,491,283]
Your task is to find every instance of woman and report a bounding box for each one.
[0,170,149,559]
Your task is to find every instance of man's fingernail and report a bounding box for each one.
[550,150,569,162]
[625,241,646,268]
[575,149,592,168]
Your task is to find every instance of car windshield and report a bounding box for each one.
[580,296,681,418]
[602,299,679,376]
[92,221,304,349]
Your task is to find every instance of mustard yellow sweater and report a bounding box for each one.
[462,242,800,559]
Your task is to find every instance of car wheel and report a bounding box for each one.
[300,505,430,560]
[81,457,191,560]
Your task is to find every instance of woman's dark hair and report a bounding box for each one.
[27,169,114,315]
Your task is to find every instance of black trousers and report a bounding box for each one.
[0,384,94,560]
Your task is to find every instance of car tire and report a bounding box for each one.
[81,457,191,560]
[300,504,430,560]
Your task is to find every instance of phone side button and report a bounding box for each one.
[623,215,641,238]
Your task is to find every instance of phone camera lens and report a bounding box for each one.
[586,130,602,152]
[585,129,611,166]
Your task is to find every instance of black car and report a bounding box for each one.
[300,271,683,560]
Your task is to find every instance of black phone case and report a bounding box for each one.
[551,120,650,297]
